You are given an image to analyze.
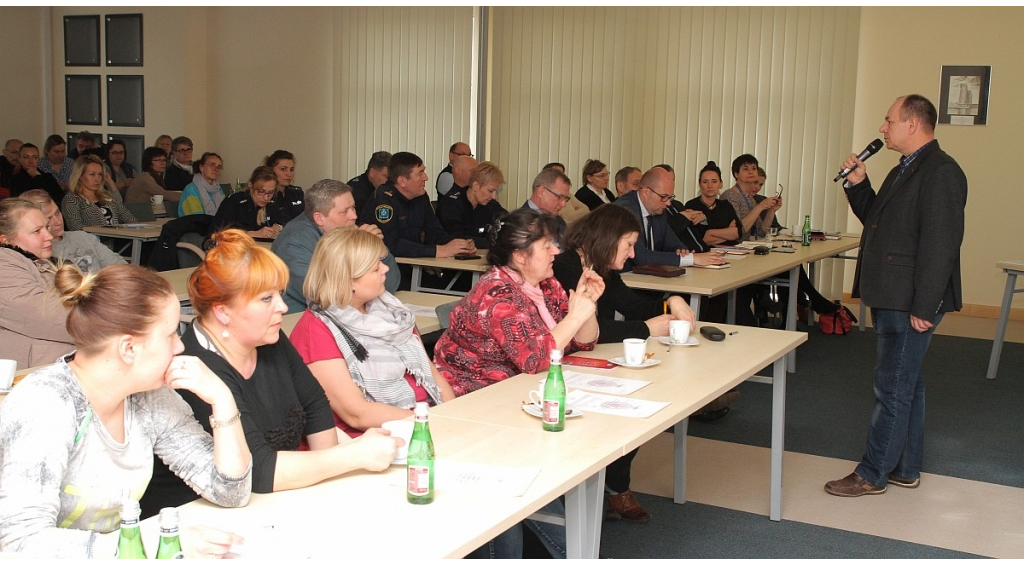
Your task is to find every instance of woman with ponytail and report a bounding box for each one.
[0,263,252,558]
[0,198,74,367]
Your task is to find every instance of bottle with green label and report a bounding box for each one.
[115,498,147,559]
[801,215,812,246]
[407,402,435,504]
[542,349,566,432]
[155,507,184,559]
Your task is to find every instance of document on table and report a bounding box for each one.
[566,389,669,418]
[436,462,541,497]
[403,303,438,317]
[558,370,651,395]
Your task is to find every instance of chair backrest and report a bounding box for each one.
[435,299,460,330]
[124,202,155,222]
[164,200,180,218]
[176,232,207,269]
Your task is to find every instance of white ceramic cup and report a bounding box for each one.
[0,359,16,390]
[623,338,647,366]
[528,382,547,407]
[150,194,164,205]
[669,320,692,344]
[380,419,414,464]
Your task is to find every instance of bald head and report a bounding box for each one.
[637,167,675,215]
[448,142,472,165]
[3,139,22,166]
[452,155,478,188]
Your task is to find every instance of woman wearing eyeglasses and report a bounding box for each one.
[574,159,615,211]
[125,147,183,204]
[103,139,135,194]
[212,166,288,240]
[178,152,225,217]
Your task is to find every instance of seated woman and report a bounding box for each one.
[0,198,75,368]
[38,134,75,190]
[141,230,399,515]
[682,161,742,246]
[435,160,508,248]
[21,189,126,273]
[213,166,289,240]
[290,227,455,436]
[435,208,603,395]
[265,149,306,224]
[60,155,136,231]
[8,143,64,206]
[178,152,225,217]
[126,147,183,204]
[434,208,603,558]
[0,263,251,558]
[153,134,173,156]
[103,139,135,195]
[573,159,615,211]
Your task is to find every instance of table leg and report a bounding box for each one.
[726,290,736,324]
[785,266,798,373]
[673,418,688,504]
[688,295,702,320]
[987,271,1018,380]
[564,467,605,559]
[410,265,423,292]
[770,355,786,521]
[131,240,143,266]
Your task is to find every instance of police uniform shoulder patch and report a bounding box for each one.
[375,204,394,223]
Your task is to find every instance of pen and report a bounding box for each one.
[663,301,668,315]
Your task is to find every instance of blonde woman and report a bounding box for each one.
[290,227,455,437]
[60,155,136,231]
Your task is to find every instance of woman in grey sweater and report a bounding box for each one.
[0,264,252,558]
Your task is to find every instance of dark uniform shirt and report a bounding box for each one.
[683,196,742,247]
[277,185,306,224]
[359,182,454,258]
[213,190,291,234]
[435,186,508,249]
[164,163,194,193]
[348,172,376,219]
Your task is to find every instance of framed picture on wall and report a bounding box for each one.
[937,65,991,126]
[107,75,145,127]
[63,15,100,66]
[65,75,102,125]
[106,14,143,66]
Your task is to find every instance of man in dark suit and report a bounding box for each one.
[825,94,967,497]
[521,167,571,248]
[614,167,725,269]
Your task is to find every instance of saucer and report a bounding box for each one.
[609,357,661,369]
[0,388,10,395]
[521,403,582,418]
[657,335,700,347]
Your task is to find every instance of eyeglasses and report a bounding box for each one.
[452,151,474,158]
[150,158,167,163]
[203,164,224,171]
[108,150,125,156]
[176,147,194,154]
[542,185,571,203]
[644,185,674,203]
[253,189,276,198]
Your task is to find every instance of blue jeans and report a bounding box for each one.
[466,524,523,559]
[524,499,567,558]
[466,499,566,559]
[855,308,943,487]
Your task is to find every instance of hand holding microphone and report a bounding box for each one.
[834,138,883,183]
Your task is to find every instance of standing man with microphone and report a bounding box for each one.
[825,94,967,497]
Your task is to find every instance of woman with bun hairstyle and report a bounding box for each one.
[0,263,251,558]
[0,198,74,367]
[142,230,399,514]
[682,161,742,246]
[264,150,305,224]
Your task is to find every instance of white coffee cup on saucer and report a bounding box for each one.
[150,194,164,205]
[0,359,17,390]
[623,338,647,366]
[380,419,414,464]
[528,382,546,408]
[669,320,692,344]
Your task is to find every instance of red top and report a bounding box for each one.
[434,266,595,397]
[289,309,428,438]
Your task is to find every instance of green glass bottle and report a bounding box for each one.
[542,349,566,432]
[155,507,184,559]
[115,498,147,559]
[801,215,812,246]
[406,402,435,505]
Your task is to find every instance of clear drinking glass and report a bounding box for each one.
[767,227,779,245]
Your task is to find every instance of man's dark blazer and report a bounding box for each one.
[519,199,567,247]
[614,190,686,269]
[844,140,967,322]
[574,185,616,211]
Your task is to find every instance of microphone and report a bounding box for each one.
[833,138,883,182]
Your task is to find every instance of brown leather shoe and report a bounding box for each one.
[696,390,740,416]
[887,473,921,488]
[824,472,886,497]
[606,490,651,524]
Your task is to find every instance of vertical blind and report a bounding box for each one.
[487,6,861,295]
[333,7,475,184]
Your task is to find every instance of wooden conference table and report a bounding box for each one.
[620,236,859,372]
[83,220,167,265]
[143,323,803,558]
